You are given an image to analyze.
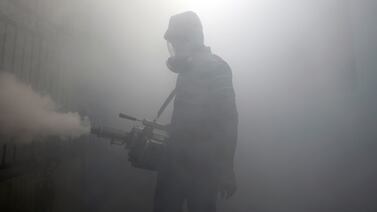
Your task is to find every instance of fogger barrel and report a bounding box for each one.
[90,127,129,144]
[89,113,169,171]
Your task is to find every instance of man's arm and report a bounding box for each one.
[207,58,238,198]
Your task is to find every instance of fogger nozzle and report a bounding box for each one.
[90,126,128,143]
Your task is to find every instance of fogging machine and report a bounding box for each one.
[90,89,176,171]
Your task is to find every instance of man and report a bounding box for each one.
[154,11,238,212]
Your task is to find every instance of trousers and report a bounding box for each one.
[153,141,218,212]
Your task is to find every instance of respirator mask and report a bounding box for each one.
[166,40,193,73]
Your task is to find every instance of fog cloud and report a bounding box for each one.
[0,72,90,142]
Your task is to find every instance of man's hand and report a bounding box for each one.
[218,170,237,199]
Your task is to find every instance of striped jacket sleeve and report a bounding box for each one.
[207,57,238,175]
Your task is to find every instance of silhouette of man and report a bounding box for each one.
[154,11,238,212]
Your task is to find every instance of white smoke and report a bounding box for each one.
[0,72,90,142]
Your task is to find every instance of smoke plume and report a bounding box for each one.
[0,72,90,142]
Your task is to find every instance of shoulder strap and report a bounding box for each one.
[154,89,176,121]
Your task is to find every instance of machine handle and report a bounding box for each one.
[119,113,140,121]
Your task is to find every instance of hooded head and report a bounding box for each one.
[164,11,205,73]
[164,11,204,55]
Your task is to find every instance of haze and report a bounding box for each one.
[1,0,376,211]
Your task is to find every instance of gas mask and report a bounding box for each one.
[166,40,193,73]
